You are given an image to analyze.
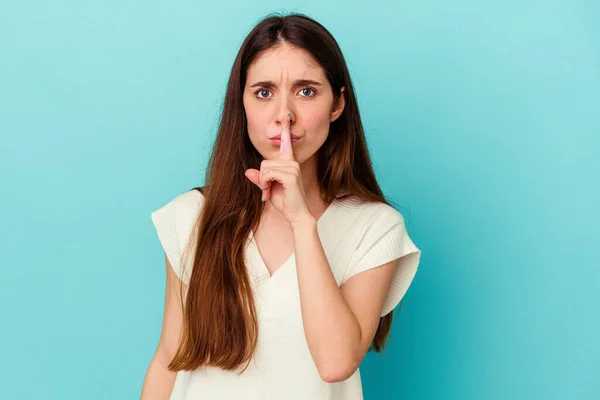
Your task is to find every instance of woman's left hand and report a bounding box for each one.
[244,115,312,227]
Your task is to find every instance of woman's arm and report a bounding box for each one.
[291,217,397,383]
[247,115,397,383]
[140,254,186,399]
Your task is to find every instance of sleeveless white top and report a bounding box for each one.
[150,189,421,400]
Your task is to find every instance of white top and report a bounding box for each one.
[150,189,421,400]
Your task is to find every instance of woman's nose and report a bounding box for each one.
[277,110,295,125]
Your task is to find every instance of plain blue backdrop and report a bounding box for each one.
[1,1,598,399]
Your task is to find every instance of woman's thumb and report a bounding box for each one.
[244,168,261,188]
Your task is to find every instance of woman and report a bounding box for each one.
[141,12,421,400]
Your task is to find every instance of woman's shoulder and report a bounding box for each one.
[150,187,207,284]
[336,194,406,228]
[150,187,206,238]
[161,187,205,216]
[175,186,205,204]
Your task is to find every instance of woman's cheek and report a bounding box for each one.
[302,106,330,131]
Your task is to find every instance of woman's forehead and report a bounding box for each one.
[247,44,324,82]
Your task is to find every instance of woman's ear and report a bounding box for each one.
[330,86,346,123]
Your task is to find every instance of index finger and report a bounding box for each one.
[279,113,295,161]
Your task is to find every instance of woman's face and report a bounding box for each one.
[243,42,345,163]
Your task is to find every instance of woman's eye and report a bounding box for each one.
[256,89,271,99]
[299,87,316,97]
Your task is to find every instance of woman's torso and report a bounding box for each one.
[170,194,365,400]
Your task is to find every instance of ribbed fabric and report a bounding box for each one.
[150,198,181,279]
[150,190,203,285]
[341,201,421,316]
[150,189,421,400]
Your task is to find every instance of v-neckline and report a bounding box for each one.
[249,198,338,280]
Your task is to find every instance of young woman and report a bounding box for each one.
[141,13,421,400]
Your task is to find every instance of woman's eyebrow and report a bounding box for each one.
[249,79,323,88]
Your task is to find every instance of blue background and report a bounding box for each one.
[1,1,598,399]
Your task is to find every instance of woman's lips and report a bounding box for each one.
[269,137,300,146]
[269,133,300,140]
[268,133,301,146]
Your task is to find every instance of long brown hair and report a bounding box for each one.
[168,12,402,373]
